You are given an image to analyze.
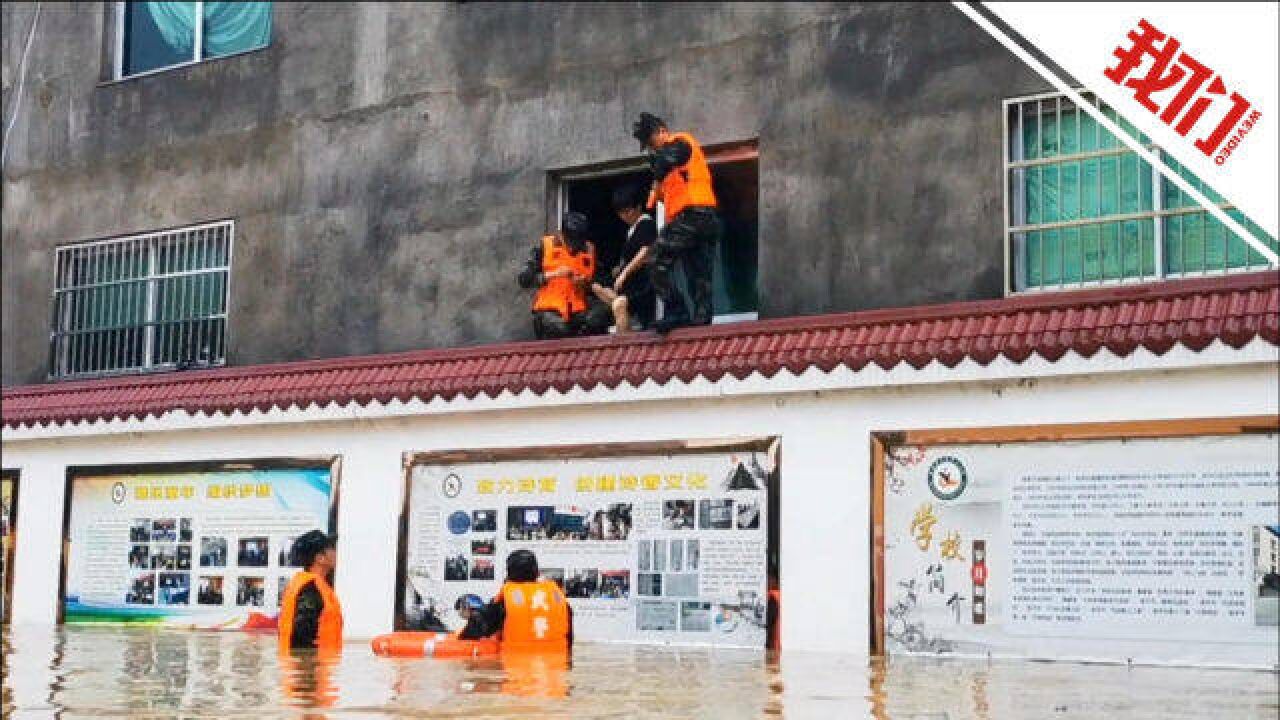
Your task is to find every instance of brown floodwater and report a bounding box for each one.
[1,626,1276,719]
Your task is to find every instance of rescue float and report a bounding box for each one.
[371,631,500,658]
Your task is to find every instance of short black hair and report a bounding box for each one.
[631,112,666,146]
[610,183,645,213]
[291,530,336,568]
[506,549,539,583]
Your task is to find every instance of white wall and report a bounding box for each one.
[3,362,1276,653]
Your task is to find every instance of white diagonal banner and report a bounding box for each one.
[963,2,1278,261]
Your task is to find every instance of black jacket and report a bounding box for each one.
[649,138,693,182]
[458,595,574,647]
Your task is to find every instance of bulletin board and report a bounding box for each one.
[58,458,340,628]
[872,416,1279,668]
[396,438,779,648]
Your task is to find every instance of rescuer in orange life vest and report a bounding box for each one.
[457,549,573,651]
[517,211,611,340]
[278,530,344,652]
[632,112,724,334]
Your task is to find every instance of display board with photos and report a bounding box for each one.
[402,445,775,647]
[1,473,16,623]
[881,430,1279,668]
[63,466,334,628]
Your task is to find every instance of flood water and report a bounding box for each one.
[2,626,1276,719]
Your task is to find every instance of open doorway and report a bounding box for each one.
[555,140,760,322]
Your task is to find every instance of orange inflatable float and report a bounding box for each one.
[370,631,500,659]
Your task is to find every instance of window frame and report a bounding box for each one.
[1002,89,1265,295]
[48,219,235,381]
[113,1,272,81]
[549,139,761,325]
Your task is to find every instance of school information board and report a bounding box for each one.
[883,433,1279,668]
[403,451,771,647]
[64,467,333,628]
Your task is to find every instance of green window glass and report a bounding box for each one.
[1008,94,1276,291]
[120,2,271,78]
[50,223,232,380]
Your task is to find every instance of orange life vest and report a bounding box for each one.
[499,579,570,652]
[532,234,595,321]
[649,131,717,219]
[501,649,570,698]
[278,570,344,652]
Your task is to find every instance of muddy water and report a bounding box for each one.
[1,626,1276,719]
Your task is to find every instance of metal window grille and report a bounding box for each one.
[1004,91,1276,293]
[49,220,232,380]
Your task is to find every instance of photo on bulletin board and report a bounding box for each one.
[59,459,340,629]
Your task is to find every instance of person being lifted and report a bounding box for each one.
[591,184,658,333]
[518,211,609,339]
[632,112,723,333]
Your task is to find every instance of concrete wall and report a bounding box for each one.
[4,358,1275,653]
[1,3,1045,385]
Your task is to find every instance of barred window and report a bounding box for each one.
[1004,91,1277,293]
[50,221,232,380]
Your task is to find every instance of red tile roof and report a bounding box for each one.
[4,272,1277,429]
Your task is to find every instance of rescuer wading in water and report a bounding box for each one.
[458,549,573,650]
[278,530,343,651]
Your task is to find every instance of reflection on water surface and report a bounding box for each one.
[1,626,1275,719]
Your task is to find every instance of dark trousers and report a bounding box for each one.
[533,300,612,339]
[652,207,722,324]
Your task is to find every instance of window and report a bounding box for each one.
[117,2,272,79]
[50,221,232,380]
[1004,91,1276,293]
[556,141,759,323]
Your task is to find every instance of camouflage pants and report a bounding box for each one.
[652,207,722,324]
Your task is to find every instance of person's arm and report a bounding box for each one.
[613,246,651,292]
[458,597,505,639]
[289,580,323,650]
[650,139,692,181]
[517,242,545,289]
[613,220,656,292]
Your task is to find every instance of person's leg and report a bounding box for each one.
[611,295,630,333]
[591,282,617,306]
[628,289,656,331]
[534,311,573,339]
[686,210,722,326]
[580,300,613,336]
[649,241,686,329]
[653,216,699,332]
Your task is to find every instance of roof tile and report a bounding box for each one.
[4,273,1277,429]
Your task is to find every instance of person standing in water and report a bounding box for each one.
[278,530,343,651]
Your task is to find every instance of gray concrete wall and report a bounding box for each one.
[1,2,1046,386]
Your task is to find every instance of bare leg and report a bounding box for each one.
[591,282,618,305]
[611,295,631,334]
